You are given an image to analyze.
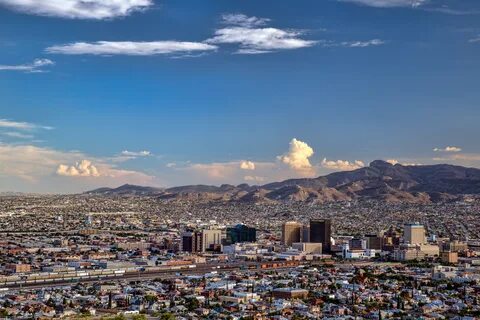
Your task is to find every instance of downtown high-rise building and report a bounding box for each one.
[282,221,302,246]
[226,224,256,244]
[310,219,332,253]
[403,222,426,245]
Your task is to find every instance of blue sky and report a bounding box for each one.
[1,0,480,193]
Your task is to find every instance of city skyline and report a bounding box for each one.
[1,0,480,193]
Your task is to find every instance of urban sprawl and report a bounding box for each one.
[0,195,480,319]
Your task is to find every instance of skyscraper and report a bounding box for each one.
[181,231,203,253]
[404,222,426,245]
[310,219,332,253]
[226,224,256,244]
[202,229,222,252]
[282,221,302,246]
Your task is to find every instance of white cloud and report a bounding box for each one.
[221,14,270,27]
[433,146,462,153]
[321,39,385,48]
[278,138,315,174]
[469,36,480,43]
[111,150,153,162]
[338,0,427,8]
[0,58,54,73]
[341,39,385,47]
[386,159,422,166]
[0,118,53,130]
[2,132,34,139]
[206,14,316,54]
[46,41,217,56]
[0,143,154,192]
[0,0,152,19]
[240,160,255,170]
[321,158,365,171]
[121,150,151,157]
[57,160,100,177]
[386,159,399,165]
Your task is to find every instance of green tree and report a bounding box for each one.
[160,312,176,320]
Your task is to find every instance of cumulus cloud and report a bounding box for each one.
[240,160,255,170]
[386,159,399,165]
[56,160,100,177]
[206,14,316,54]
[278,138,315,174]
[0,143,154,192]
[321,158,365,171]
[0,58,54,73]
[386,159,422,166]
[433,146,462,153]
[0,0,152,19]
[338,0,427,8]
[46,41,218,56]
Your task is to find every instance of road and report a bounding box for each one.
[0,262,285,291]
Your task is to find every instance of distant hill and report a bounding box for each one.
[85,160,480,204]
[85,184,164,196]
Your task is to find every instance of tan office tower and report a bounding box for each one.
[282,221,302,246]
[404,222,426,244]
[201,229,222,252]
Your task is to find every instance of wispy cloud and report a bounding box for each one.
[206,14,317,54]
[0,118,53,131]
[121,150,151,157]
[46,41,218,56]
[338,0,479,16]
[427,7,480,15]
[322,39,385,48]
[0,58,54,73]
[469,36,480,43]
[341,39,385,47]
[338,0,427,8]
[433,146,462,153]
[221,14,270,28]
[0,0,152,19]
[2,132,34,139]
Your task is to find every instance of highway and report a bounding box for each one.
[0,262,293,291]
[0,260,403,291]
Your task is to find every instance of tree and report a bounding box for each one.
[160,312,176,320]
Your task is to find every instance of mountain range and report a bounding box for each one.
[86,160,480,204]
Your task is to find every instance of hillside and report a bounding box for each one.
[85,160,480,204]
